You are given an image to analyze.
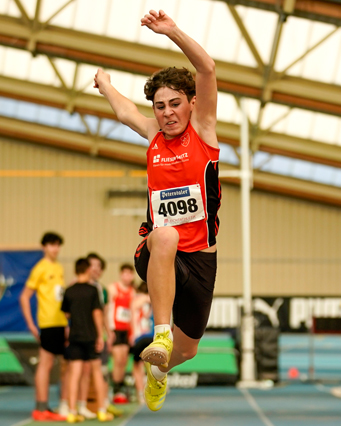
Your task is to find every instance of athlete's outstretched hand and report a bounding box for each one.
[94,68,110,95]
[141,10,176,36]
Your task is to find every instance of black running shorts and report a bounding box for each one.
[40,327,65,355]
[67,341,99,361]
[112,330,129,346]
[134,237,217,339]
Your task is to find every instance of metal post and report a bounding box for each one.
[238,99,257,387]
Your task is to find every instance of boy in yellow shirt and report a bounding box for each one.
[20,232,68,421]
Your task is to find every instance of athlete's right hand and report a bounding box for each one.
[94,68,111,95]
[29,324,40,342]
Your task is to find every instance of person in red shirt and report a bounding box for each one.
[107,264,135,404]
[94,9,220,412]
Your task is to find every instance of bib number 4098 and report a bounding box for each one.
[151,184,205,227]
[158,198,198,217]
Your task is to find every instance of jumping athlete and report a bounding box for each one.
[94,9,221,412]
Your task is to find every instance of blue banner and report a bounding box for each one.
[0,250,43,331]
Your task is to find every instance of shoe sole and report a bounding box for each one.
[140,346,168,366]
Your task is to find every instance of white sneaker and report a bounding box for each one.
[331,387,341,398]
[78,406,96,419]
[59,401,69,417]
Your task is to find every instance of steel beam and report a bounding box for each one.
[1,116,340,206]
[220,0,341,26]
[1,16,341,116]
[0,76,341,168]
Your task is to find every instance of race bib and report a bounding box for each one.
[54,284,64,302]
[116,306,131,323]
[151,184,205,228]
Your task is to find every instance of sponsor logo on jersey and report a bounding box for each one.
[180,132,190,147]
[152,143,159,150]
[161,187,190,200]
[153,154,160,163]
[160,153,188,163]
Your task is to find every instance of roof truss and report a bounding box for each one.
[1,14,341,116]
[1,76,341,169]
[1,1,341,206]
[1,115,341,207]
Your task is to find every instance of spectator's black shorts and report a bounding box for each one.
[40,327,65,355]
[130,336,153,362]
[134,237,217,339]
[112,330,129,346]
[64,344,108,364]
[67,341,99,361]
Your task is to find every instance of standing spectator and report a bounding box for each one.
[75,253,123,418]
[130,282,154,404]
[61,258,113,423]
[107,264,135,404]
[20,232,68,421]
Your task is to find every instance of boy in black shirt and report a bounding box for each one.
[62,258,113,423]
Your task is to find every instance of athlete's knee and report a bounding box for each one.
[148,227,179,253]
[179,346,198,362]
[113,354,128,369]
[39,351,54,370]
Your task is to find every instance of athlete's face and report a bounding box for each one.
[89,258,103,282]
[153,87,196,139]
[43,242,61,261]
[120,268,134,287]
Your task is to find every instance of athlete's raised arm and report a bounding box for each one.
[94,68,159,141]
[141,10,218,148]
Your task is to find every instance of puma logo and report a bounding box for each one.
[253,298,284,327]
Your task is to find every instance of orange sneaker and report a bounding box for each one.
[32,409,67,421]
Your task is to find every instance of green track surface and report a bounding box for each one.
[173,337,237,374]
[0,338,24,373]
[0,333,238,375]
[109,335,238,375]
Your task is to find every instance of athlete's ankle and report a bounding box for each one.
[154,324,173,340]
[151,365,167,381]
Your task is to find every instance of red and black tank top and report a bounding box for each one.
[108,282,134,331]
[146,121,221,252]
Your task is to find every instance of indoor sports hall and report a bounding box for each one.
[1,0,341,425]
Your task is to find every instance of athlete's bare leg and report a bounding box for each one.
[68,360,83,412]
[146,227,179,326]
[35,347,54,402]
[78,361,91,403]
[132,360,145,403]
[91,359,106,410]
[112,344,129,383]
[60,358,69,401]
[158,325,200,373]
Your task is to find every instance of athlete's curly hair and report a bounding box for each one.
[144,67,196,103]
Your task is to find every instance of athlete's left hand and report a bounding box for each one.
[95,336,104,353]
[141,10,176,35]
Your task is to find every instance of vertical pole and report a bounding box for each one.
[239,98,256,383]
